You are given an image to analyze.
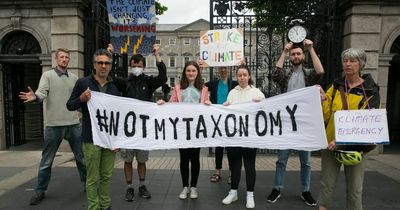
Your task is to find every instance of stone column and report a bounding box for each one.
[51,7,85,77]
[340,2,382,155]
[341,3,381,80]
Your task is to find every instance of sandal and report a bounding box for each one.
[210,174,221,182]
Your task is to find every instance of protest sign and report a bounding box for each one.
[200,28,244,67]
[334,109,390,144]
[106,0,156,55]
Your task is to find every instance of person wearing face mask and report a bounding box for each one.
[110,43,167,202]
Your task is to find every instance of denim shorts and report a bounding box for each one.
[120,149,149,163]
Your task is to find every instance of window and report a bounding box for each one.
[155,39,161,45]
[184,38,190,45]
[169,38,176,45]
[183,56,190,65]
[244,39,248,45]
[169,77,175,87]
[169,56,175,67]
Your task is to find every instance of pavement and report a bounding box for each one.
[0,141,399,210]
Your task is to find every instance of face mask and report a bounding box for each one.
[130,67,143,76]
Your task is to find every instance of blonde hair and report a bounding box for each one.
[55,48,70,58]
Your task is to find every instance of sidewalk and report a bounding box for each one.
[0,142,399,210]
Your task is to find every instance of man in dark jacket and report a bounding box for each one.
[112,44,167,201]
[67,49,120,210]
[205,66,238,183]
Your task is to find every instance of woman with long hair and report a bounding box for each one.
[158,61,210,200]
[221,64,265,209]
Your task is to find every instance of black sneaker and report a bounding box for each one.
[125,187,134,201]
[138,185,152,199]
[266,188,281,203]
[29,191,45,205]
[301,191,317,207]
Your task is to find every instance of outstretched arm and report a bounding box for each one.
[148,44,167,91]
[304,39,324,75]
[19,86,37,103]
[276,42,292,69]
[153,43,161,63]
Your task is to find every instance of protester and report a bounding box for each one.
[267,39,324,206]
[110,43,167,201]
[158,61,211,200]
[19,48,86,206]
[318,48,380,210]
[162,83,171,101]
[221,64,265,209]
[205,65,238,183]
[66,49,120,210]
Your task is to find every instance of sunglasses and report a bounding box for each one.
[95,61,112,65]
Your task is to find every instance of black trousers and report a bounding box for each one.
[227,147,256,191]
[215,147,223,170]
[179,148,200,187]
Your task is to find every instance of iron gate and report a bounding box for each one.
[84,0,110,76]
[209,0,343,154]
[210,0,343,96]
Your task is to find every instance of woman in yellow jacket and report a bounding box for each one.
[318,48,380,210]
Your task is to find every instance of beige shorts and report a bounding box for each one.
[119,149,149,163]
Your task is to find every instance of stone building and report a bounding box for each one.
[0,0,399,151]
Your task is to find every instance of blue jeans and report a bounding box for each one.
[35,124,86,192]
[273,150,311,192]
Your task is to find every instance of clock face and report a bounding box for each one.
[287,25,307,43]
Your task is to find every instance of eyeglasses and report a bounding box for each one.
[95,61,112,66]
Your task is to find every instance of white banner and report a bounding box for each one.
[199,28,244,67]
[334,109,390,144]
[87,86,327,151]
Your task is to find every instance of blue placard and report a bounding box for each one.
[106,0,156,55]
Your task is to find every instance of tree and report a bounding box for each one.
[245,0,327,34]
[156,1,168,15]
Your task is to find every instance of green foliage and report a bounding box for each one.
[155,1,168,15]
[245,0,324,34]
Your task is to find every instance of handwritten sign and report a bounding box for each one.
[200,28,244,67]
[334,109,389,144]
[106,0,156,55]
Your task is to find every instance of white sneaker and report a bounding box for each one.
[190,187,198,199]
[246,195,255,209]
[222,191,238,204]
[179,187,189,199]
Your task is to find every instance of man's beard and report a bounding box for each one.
[291,59,303,66]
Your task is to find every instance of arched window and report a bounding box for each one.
[1,30,41,54]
